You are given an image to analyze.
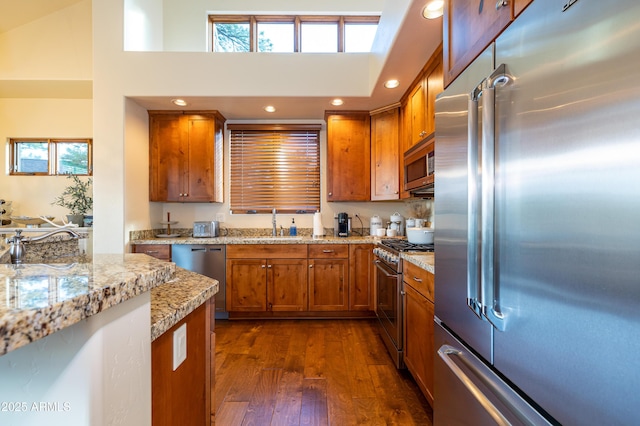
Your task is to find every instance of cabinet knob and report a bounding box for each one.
[261,264,266,268]
[400,290,406,296]
[496,0,508,9]
[328,192,333,196]
[309,264,313,268]
[267,264,272,268]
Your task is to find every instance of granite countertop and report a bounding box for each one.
[131,234,380,245]
[402,252,435,274]
[0,254,174,356]
[150,267,218,341]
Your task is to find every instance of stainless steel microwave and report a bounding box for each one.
[404,133,435,196]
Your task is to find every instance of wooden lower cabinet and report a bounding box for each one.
[349,244,374,311]
[308,244,349,311]
[403,261,435,405]
[152,299,212,426]
[226,245,308,312]
[226,243,374,316]
[131,243,171,261]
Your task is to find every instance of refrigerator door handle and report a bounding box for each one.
[438,344,540,426]
[467,89,483,319]
[480,86,506,331]
[438,344,511,426]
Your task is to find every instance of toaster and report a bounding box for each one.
[193,221,220,238]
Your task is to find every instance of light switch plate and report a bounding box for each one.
[216,213,225,222]
[173,323,187,371]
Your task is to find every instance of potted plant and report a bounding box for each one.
[51,174,93,226]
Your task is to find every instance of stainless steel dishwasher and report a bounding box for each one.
[171,244,227,319]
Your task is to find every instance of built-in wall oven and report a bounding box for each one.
[374,239,434,369]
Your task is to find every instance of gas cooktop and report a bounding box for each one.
[379,239,434,253]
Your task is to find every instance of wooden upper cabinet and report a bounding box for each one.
[149,111,225,203]
[443,0,513,87]
[325,111,371,202]
[370,108,400,201]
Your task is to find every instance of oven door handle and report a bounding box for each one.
[374,260,399,279]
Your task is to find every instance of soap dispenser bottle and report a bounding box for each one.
[289,218,297,236]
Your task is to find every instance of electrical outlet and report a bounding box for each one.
[216,213,225,222]
[173,323,187,371]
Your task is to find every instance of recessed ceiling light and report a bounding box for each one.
[264,105,276,113]
[384,79,400,89]
[171,98,187,106]
[331,99,344,106]
[422,0,444,19]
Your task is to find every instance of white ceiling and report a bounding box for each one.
[0,0,443,120]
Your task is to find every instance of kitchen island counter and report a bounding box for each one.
[0,253,175,356]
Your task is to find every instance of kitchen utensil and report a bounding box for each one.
[406,227,434,244]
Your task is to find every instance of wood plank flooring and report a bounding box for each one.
[213,319,433,426]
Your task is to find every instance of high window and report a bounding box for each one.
[9,139,92,176]
[229,125,321,214]
[210,15,379,53]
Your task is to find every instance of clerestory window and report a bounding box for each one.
[210,15,379,53]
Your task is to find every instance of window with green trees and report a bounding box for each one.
[9,139,92,176]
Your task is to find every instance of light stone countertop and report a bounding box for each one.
[131,235,380,245]
[0,254,175,356]
[150,267,218,341]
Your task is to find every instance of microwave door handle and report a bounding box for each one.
[480,86,505,332]
[467,91,483,319]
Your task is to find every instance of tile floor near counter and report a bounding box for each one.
[213,319,433,425]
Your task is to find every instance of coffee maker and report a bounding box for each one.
[334,212,350,237]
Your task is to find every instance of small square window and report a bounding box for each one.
[345,23,378,52]
[213,22,250,52]
[301,23,338,53]
[257,22,295,52]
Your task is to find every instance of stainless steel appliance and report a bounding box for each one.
[172,244,227,319]
[403,134,434,197]
[434,0,640,424]
[193,221,220,238]
[373,239,434,368]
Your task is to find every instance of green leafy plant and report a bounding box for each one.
[51,174,93,215]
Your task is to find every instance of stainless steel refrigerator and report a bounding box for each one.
[433,0,640,424]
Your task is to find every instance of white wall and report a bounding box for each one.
[0,292,152,426]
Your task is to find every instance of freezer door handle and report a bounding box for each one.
[467,89,483,319]
[438,344,540,426]
[480,85,506,331]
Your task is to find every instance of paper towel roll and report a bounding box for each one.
[313,212,324,237]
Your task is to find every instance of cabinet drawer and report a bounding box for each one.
[308,244,349,259]
[132,244,171,261]
[403,261,434,302]
[226,244,308,259]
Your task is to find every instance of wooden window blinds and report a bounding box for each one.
[229,124,321,214]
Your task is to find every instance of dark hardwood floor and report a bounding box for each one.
[213,319,433,425]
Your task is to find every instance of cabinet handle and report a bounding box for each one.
[322,250,335,253]
[267,264,272,268]
[268,303,273,311]
[495,0,508,9]
[400,290,406,296]
[413,276,423,283]
[261,264,266,268]
[145,250,159,254]
[309,264,314,268]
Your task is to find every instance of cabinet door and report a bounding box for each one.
[325,112,371,201]
[403,282,435,405]
[409,81,427,146]
[184,115,216,202]
[425,55,443,137]
[370,109,400,201]
[267,258,308,311]
[444,0,512,87]
[149,113,185,202]
[349,244,373,311]
[226,259,267,312]
[308,258,348,311]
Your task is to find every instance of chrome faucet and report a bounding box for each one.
[7,228,80,264]
[272,208,277,237]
